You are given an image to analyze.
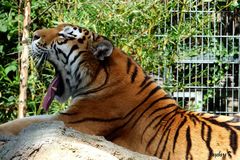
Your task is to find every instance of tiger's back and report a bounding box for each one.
[60,44,240,159]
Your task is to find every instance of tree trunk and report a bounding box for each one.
[0,121,160,160]
[19,0,31,118]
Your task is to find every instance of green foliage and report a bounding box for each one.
[230,0,240,10]
[0,0,21,122]
[0,61,19,122]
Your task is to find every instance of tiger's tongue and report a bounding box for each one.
[42,74,60,111]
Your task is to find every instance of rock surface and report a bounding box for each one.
[0,121,160,160]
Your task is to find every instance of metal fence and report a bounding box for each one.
[154,0,240,115]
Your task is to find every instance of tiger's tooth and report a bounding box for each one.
[52,87,57,91]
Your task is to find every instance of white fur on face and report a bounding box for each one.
[58,26,85,39]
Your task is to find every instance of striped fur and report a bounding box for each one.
[0,24,239,160]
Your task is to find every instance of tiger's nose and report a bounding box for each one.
[32,31,40,41]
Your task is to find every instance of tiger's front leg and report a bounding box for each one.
[0,114,60,136]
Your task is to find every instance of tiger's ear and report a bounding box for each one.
[90,39,113,60]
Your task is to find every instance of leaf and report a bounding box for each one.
[4,62,17,75]
[0,25,7,32]
[0,45,3,53]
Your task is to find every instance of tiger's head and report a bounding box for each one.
[31,24,114,110]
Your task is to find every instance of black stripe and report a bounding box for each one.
[188,113,201,126]
[59,112,79,116]
[106,111,137,141]
[66,70,71,75]
[131,95,173,130]
[67,45,79,59]
[153,117,176,153]
[53,44,60,60]
[57,48,66,58]
[145,122,163,152]
[180,110,187,117]
[233,125,240,130]
[173,116,187,152]
[58,33,65,38]
[73,60,86,81]
[78,36,86,43]
[125,86,161,119]
[149,103,176,118]
[186,126,192,160]
[86,63,104,88]
[61,59,66,64]
[70,50,87,65]
[73,60,86,88]
[107,86,161,140]
[145,110,178,154]
[153,108,178,129]
[161,112,178,133]
[140,76,151,87]
[127,57,132,74]
[206,124,213,160]
[92,33,97,40]
[158,126,171,158]
[68,31,73,35]
[167,152,171,160]
[74,66,81,80]
[203,117,239,153]
[66,78,70,88]
[75,78,82,89]
[50,42,54,48]
[95,35,101,41]
[78,27,82,33]
[191,117,196,126]
[84,30,89,35]
[145,115,177,151]
[209,115,219,119]
[197,113,205,116]
[141,103,176,142]
[68,117,122,124]
[201,121,213,160]
[190,113,201,123]
[74,64,110,97]
[75,71,81,82]
[57,48,68,64]
[137,80,154,95]
[131,66,138,83]
[83,64,110,93]
[201,122,206,141]
[230,129,238,154]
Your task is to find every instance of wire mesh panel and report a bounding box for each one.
[155,0,240,115]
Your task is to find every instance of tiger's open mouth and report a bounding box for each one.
[35,54,65,111]
[42,71,64,111]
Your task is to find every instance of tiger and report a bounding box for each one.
[0,24,240,160]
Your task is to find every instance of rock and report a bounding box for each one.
[0,121,160,160]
